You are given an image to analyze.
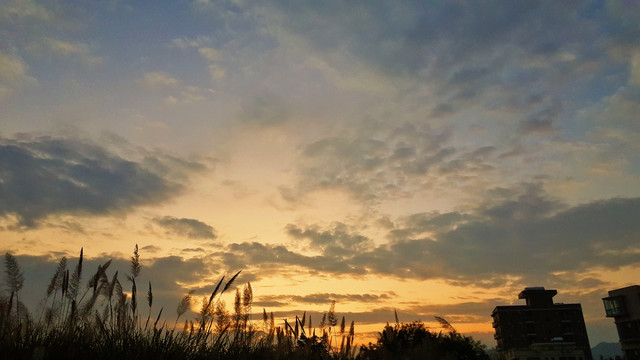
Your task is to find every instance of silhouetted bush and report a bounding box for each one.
[357,321,489,360]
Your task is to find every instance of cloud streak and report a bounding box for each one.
[255,292,395,307]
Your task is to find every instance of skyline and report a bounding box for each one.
[2,0,640,346]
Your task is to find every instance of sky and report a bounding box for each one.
[1,0,640,347]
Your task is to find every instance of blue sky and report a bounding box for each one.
[1,0,639,346]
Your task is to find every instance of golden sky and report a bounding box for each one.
[1,0,640,347]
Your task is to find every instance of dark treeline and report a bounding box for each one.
[0,247,488,359]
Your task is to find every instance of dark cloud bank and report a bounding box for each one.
[0,135,205,228]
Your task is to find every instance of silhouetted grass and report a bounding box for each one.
[0,247,488,359]
[0,247,356,360]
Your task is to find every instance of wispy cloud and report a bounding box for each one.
[141,71,180,88]
[170,36,212,49]
[0,52,28,83]
[238,92,289,126]
[39,37,102,66]
[0,0,53,23]
[255,292,396,307]
[0,51,36,97]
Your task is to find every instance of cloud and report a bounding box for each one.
[171,36,212,49]
[5,249,489,331]
[198,47,223,62]
[0,135,204,228]
[266,304,494,328]
[0,0,53,23]
[144,255,221,292]
[592,86,640,132]
[40,37,102,66]
[152,216,217,240]
[164,86,214,105]
[519,101,562,134]
[281,122,497,203]
[400,299,507,325]
[0,52,28,83]
[142,71,180,88]
[216,185,640,286]
[0,51,36,97]
[139,72,214,104]
[266,1,635,89]
[385,192,640,283]
[259,1,639,162]
[388,212,472,241]
[285,223,374,257]
[196,48,226,82]
[141,244,162,253]
[631,51,640,85]
[255,292,395,307]
[222,241,366,276]
[239,92,289,126]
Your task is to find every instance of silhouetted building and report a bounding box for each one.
[603,285,640,360]
[492,287,592,360]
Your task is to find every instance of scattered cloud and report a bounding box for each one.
[217,185,640,286]
[196,47,226,81]
[170,36,212,49]
[519,101,562,134]
[142,71,180,88]
[0,51,36,97]
[139,72,215,105]
[238,92,289,126]
[163,86,214,105]
[198,47,223,62]
[0,52,28,83]
[153,216,217,240]
[281,122,498,203]
[631,51,640,85]
[222,241,366,277]
[285,223,374,256]
[40,37,102,66]
[0,0,53,23]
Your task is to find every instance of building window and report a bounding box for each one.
[603,296,626,317]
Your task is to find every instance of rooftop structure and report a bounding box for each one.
[492,287,592,360]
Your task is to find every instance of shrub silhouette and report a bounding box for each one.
[358,321,489,360]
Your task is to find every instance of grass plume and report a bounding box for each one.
[0,247,489,360]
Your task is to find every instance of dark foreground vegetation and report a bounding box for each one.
[1,248,488,359]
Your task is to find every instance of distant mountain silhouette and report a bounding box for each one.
[591,342,622,359]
